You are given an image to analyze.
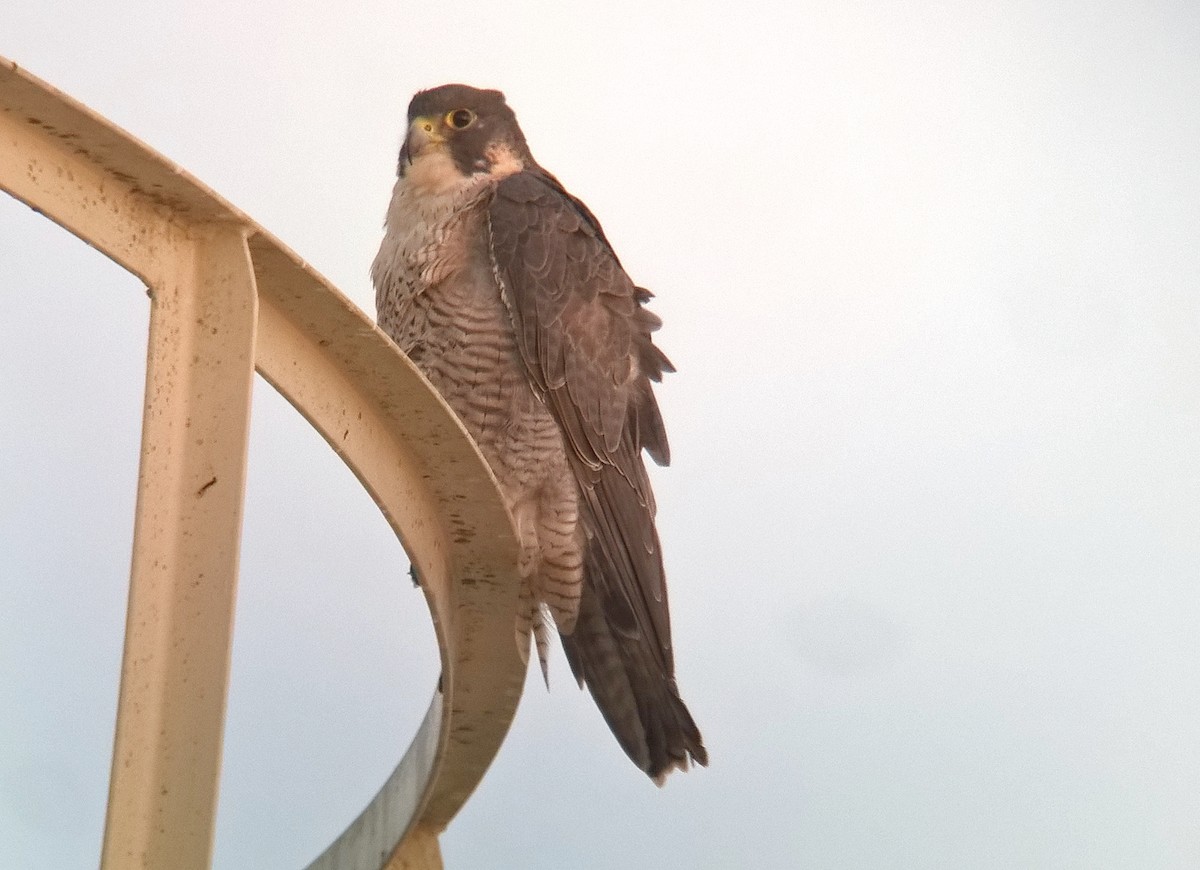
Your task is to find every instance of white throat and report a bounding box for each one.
[372,149,491,307]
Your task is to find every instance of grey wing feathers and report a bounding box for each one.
[486,171,706,778]
[487,171,671,652]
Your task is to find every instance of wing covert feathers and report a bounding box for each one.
[487,171,706,780]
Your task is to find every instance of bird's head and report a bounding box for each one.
[398,84,533,186]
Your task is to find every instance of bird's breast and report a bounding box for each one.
[373,177,564,492]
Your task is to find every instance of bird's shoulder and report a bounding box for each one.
[488,169,622,261]
[486,167,671,469]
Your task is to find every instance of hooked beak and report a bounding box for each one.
[399,115,444,173]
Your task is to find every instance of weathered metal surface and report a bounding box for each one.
[101,225,259,870]
[0,55,525,869]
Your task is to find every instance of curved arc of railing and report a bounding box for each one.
[0,56,526,869]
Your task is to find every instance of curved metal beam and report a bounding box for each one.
[0,56,525,869]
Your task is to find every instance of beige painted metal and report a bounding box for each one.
[0,57,526,869]
[104,226,260,868]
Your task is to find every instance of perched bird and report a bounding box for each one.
[372,84,706,782]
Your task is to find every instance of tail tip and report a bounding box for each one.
[647,742,708,786]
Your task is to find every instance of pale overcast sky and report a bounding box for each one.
[3,2,1199,868]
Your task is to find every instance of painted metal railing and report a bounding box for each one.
[0,56,526,870]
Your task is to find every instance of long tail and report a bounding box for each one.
[560,573,707,784]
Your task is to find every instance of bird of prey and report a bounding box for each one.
[372,84,706,782]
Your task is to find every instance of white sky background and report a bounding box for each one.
[2,1,1199,867]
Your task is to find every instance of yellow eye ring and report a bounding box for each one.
[446,108,475,130]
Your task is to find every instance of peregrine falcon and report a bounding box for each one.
[372,84,706,782]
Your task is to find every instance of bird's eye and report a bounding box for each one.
[446,109,475,129]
